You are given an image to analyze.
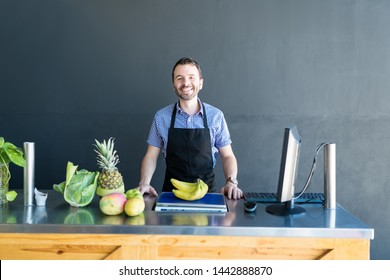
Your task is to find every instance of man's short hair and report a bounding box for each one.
[172,57,203,81]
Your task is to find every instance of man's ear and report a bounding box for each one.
[199,78,204,90]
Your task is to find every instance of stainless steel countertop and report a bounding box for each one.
[0,190,374,239]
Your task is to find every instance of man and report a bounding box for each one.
[137,57,243,199]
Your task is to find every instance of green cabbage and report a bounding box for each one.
[53,161,99,207]
[64,208,95,224]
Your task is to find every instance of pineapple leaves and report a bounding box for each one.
[93,137,125,196]
[94,137,119,171]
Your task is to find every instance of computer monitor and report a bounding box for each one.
[266,126,306,216]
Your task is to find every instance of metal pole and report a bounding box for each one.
[23,142,35,206]
[324,143,336,209]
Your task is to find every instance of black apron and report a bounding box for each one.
[163,102,215,192]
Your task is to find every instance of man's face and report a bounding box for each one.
[173,64,203,101]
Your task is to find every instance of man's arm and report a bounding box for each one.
[137,145,160,196]
[219,145,243,199]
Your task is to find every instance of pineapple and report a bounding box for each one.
[94,137,125,196]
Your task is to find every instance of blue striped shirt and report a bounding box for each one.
[147,100,232,166]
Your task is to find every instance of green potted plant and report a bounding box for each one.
[0,137,26,204]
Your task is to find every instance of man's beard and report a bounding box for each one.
[174,87,197,101]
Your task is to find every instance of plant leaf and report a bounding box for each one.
[6,190,18,202]
[65,161,78,187]
[64,170,99,207]
[0,137,4,148]
[53,162,98,207]
[5,146,26,167]
[53,181,66,194]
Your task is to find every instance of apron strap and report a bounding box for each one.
[170,103,178,128]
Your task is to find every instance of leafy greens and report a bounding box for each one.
[53,161,99,207]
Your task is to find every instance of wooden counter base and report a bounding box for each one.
[0,233,370,260]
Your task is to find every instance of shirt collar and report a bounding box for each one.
[176,98,204,116]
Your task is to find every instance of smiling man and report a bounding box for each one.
[137,57,243,200]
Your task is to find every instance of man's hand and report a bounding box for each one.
[137,184,158,197]
[221,182,243,200]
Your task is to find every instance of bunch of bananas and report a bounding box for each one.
[170,178,208,201]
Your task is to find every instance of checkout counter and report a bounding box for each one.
[0,190,374,260]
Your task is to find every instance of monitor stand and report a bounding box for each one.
[266,200,306,216]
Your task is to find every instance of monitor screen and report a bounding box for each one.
[266,126,306,216]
